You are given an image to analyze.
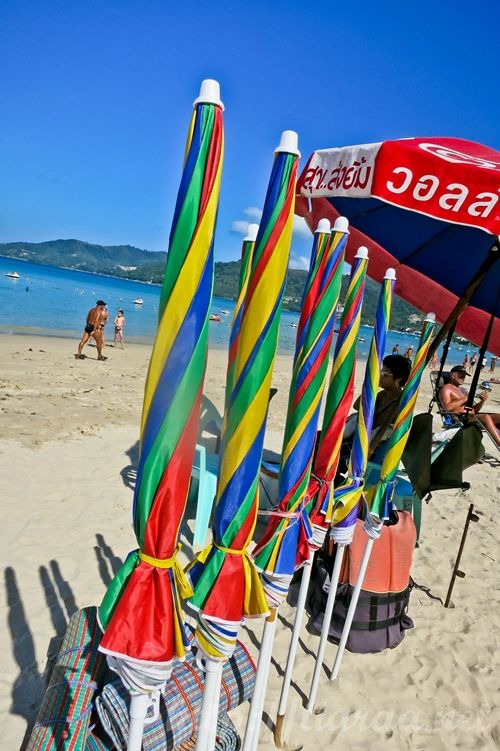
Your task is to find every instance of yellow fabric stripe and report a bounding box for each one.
[217,359,274,498]
[233,209,294,384]
[282,383,324,466]
[141,141,224,434]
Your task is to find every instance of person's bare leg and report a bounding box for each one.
[77,332,90,356]
[119,330,124,349]
[477,414,500,447]
[94,330,105,360]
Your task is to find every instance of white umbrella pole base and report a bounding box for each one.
[128,693,155,751]
[242,608,278,751]
[195,659,224,751]
[274,555,314,747]
[330,537,374,682]
[307,543,345,713]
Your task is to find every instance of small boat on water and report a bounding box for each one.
[209,314,220,322]
[358,336,366,342]
[221,309,230,315]
[5,271,20,279]
[289,322,297,328]
[133,298,143,305]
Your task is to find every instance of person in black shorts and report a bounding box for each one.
[76,300,108,360]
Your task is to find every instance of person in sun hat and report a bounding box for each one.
[439,365,500,448]
[75,300,108,361]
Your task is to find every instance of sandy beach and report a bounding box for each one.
[1,334,499,750]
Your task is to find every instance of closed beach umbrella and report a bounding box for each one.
[307,267,394,712]
[244,218,348,751]
[97,80,224,750]
[329,313,436,684]
[187,131,300,751]
[224,223,259,415]
[271,217,349,744]
[308,246,369,534]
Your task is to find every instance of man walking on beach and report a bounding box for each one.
[75,300,108,360]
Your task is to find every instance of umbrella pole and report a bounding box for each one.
[242,607,278,751]
[306,542,345,712]
[195,659,223,751]
[330,537,374,682]
[444,503,479,608]
[274,553,314,747]
[128,693,154,751]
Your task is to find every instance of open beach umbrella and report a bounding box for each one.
[329,312,436,684]
[244,219,349,751]
[97,79,224,751]
[306,267,394,713]
[296,137,500,355]
[186,131,300,751]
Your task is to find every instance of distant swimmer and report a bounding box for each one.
[76,300,108,361]
[25,286,30,292]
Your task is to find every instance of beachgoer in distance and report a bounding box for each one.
[392,344,399,354]
[490,356,497,374]
[76,300,108,360]
[428,351,438,370]
[463,353,470,371]
[439,365,500,448]
[403,346,414,361]
[469,352,478,373]
[114,308,126,349]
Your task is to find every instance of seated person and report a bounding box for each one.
[338,354,412,473]
[439,365,500,448]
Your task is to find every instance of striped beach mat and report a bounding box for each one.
[86,714,241,751]
[26,606,106,751]
[96,637,254,751]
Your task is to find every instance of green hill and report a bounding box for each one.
[0,238,421,327]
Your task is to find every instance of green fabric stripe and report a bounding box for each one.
[160,106,214,315]
[224,309,282,438]
[189,548,226,609]
[98,551,139,629]
[250,154,294,270]
[135,320,209,543]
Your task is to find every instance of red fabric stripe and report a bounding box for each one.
[293,332,334,407]
[199,107,223,217]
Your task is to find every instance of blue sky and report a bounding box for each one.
[1,0,499,268]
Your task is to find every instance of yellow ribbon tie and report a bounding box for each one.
[214,544,246,555]
[139,547,193,599]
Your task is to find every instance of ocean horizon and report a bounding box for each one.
[0,255,480,363]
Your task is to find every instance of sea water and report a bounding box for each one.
[0,256,478,363]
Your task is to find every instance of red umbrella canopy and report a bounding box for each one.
[296,137,500,354]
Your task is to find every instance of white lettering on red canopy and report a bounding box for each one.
[299,138,500,235]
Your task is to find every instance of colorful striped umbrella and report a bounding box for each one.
[224,223,259,416]
[187,131,300,751]
[252,220,349,589]
[308,246,369,534]
[271,217,350,745]
[96,79,224,749]
[331,268,396,539]
[329,313,436,685]
[244,219,350,751]
[307,267,395,712]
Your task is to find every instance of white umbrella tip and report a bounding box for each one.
[315,218,331,234]
[425,312,436,323]
[384,268,396,280]
[194,79,224,110]
[244,223,259,242]
[275,130,300,156]
[333,216,349,234]
[355,246,369,260]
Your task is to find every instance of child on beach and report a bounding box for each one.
[114,309,126,349]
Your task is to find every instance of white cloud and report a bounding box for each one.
[289,255,310,270]
[230,220,251,235]
[231,206,311,241]
[292,215,311,240]
[244,206,263,220]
